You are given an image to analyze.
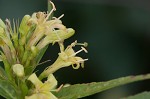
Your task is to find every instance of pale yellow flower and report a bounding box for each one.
[39,41,88,79]
[36,28,75,50]
[25,73,57,99]
[57,41,88,69]
[27,1,67,48]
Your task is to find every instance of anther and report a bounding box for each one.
[76,42,88,47]
[58,14,64,20]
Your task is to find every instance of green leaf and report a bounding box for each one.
[0,79,17,99]
[35,45,49,65]
[54,74,150,99]
[0,66,7,79]
[122,92,150,99]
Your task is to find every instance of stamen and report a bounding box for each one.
[70,40,77,47]
[69,49,83,57]
[58,14,64,20]
[84,59,88,61]
[52,14,64,20]
[69,47,87,57]
[81,47,88,53]
[75,42,88,47]
[75,48,84,54]
[49,0,56,11]
[76,59,88,63]
[45,0,56,21]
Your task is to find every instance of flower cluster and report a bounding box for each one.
[0,1,87,99]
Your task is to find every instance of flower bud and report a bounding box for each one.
[0,27,4,34]
[12,64,25,77]
[0,19,6,28]
[19,15,31,36]
[31,46,38,57]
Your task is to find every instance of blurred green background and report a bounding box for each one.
[1,0,150,99]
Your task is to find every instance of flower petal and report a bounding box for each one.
[40,74,57,91]
[28,73,43,88]
[25,92,57,99]
[47,74,57,89]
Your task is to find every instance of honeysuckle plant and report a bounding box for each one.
[0,1,150,99]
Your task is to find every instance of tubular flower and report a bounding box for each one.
[36,28,75,50]
[0,20,18,64]
[27,11,71,48]
[25,73,57,99]
[26,1,72,49]
[58,41,88,69]
[39,41,88,79]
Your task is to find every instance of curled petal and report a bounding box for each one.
[72,63,80,69]
[40,74,57,91]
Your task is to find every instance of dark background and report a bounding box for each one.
[1,0,150,99]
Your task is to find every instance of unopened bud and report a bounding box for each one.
[0,27,4,34]
[19,15,31,36]
[31,46,38,57]
[12,64,24,77]
[0,19,6,28]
